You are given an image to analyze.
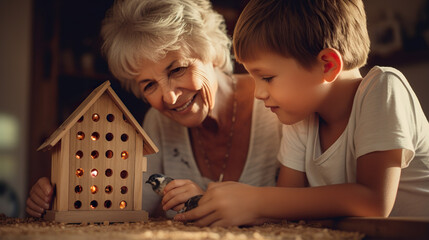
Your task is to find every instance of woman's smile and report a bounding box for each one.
[170,93,198,112]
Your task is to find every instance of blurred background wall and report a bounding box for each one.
[0,0,428,218]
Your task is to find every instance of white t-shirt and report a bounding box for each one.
[278,66,429,217]
[143,98,282,215]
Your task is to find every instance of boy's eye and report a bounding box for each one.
[261,76,274,82]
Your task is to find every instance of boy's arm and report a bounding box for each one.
[276,165,308,188]
[175,149,402,226]
[257,149,402,220]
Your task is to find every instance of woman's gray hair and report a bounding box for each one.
[101,0,233,98]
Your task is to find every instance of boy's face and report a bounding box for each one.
[242,51,328,125]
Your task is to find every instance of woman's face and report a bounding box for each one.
[135,51,218,127]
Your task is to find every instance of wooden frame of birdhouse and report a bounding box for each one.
[37,81,158,223]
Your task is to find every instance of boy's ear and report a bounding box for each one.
[317,48,343,83]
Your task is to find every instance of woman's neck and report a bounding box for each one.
[200,70,235,133]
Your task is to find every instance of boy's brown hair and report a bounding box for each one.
[233,0,370,70]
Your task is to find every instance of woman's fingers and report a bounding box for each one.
[162,179,204,211]
[174,198,219,226]
[25,197,45,217]
[26,177,54,217]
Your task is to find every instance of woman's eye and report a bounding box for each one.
[142,81,156,93]
[169,67,187,77]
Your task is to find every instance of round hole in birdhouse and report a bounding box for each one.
[77,131,85,140]
[121,151,128,159]
[91,132,100,141]
[119,200,127,209]
[90,200,98,209]
[105,150,113,158]
[75,168,84,177]
[74,200,82,209]
[78,116,84,123]
[107,114,115,122]
[91,169,98,177]
[105,185,113,193]
[91,151,99,159]
[120,170,128,179]
[105,168,113,177]
[121,134,128,142]
[75,185,83,193]
[105,133,113,141]
[92,113,100,122]
[75,151,83,159]
[121,186,128,194]
[90,185,98,194]
[104,200,112,209]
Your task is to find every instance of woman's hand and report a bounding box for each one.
[162,179,204,212]
[174,181,264,227]
[25,177,54,217]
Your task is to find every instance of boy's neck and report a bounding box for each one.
[317,68,362,127]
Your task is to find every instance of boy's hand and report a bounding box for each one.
[162,179,204,212]
[174,181,263,227]
[25,177,53,217]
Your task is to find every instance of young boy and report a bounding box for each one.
[174,0,429,227]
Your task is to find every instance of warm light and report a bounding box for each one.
[91,150,99,159]
[77,131,85,140]
[91,132,100,141]
[105,185,113,193]
[92,113,100,122]
[90,185,98,194]
[121,151,128,159]
[105,150,113,158]
[90,200,98,209]
[75,168,84,177]
[91,169,98,177]
[76,151,83,159]
[119,201,127,209]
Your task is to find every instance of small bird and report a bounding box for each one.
[145,173,174,196]
[146,173,202,213]
[179,194,203,213]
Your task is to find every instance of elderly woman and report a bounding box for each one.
[26,0,281,218]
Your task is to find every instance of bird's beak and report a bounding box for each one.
[145,180,150,184]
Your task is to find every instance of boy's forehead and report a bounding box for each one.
[241,51,283,71]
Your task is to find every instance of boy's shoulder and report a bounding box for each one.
[360,66,409,94]
[365,66,405,80]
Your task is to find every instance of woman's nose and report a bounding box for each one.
[161,83,181,105]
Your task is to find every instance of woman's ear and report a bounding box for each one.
[317,48,343,83]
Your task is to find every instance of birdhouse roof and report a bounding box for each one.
[37,81,158,155]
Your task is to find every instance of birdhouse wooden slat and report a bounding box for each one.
[38,81,158,223]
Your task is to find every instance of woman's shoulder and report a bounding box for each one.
[143,108,183,134]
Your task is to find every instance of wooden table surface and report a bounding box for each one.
[0,214,363,240]
[1,214,429,240]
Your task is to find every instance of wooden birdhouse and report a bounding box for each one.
[37,81,158,223]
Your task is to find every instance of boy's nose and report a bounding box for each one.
[254,80,269,100]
